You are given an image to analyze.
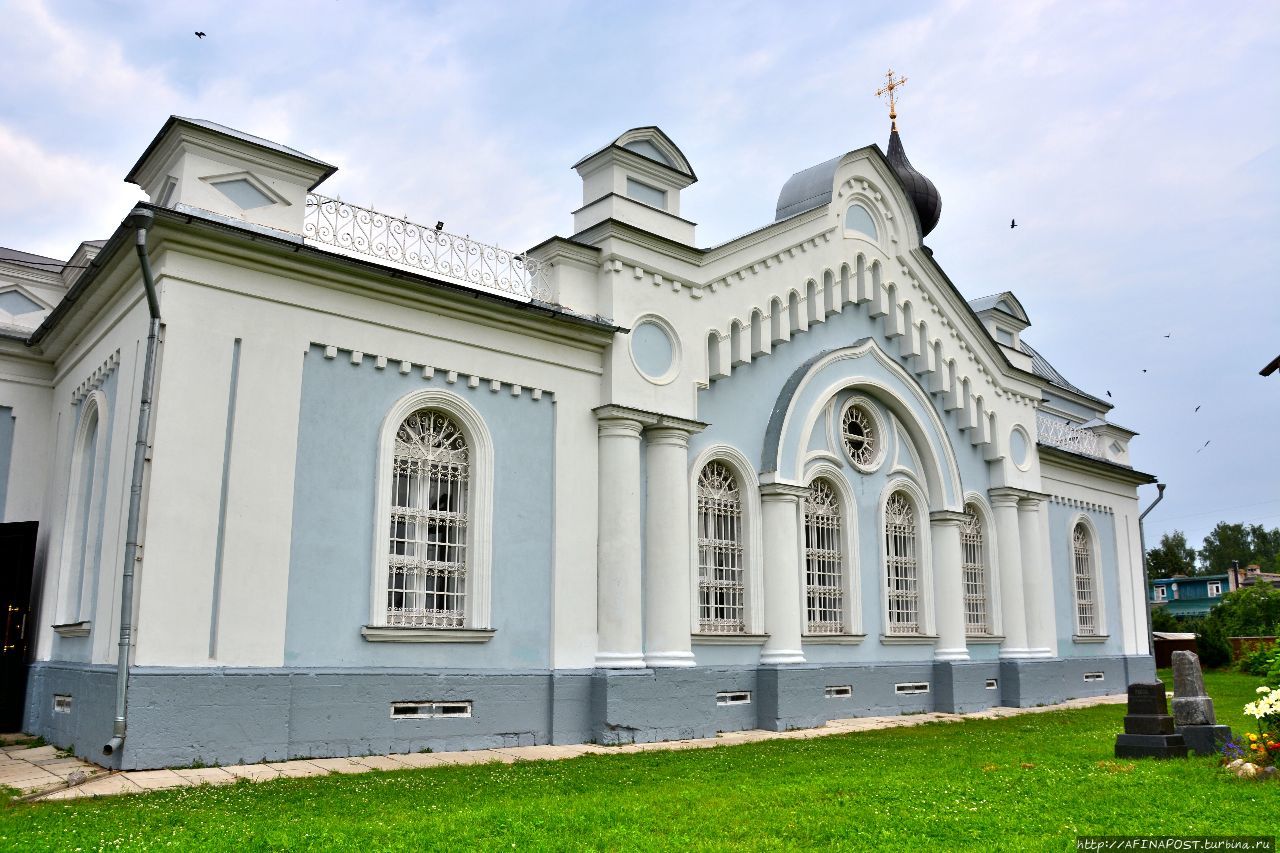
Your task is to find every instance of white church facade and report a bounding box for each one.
[0,114,1156,769]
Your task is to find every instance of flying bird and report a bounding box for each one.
[1010,219,1017,229]
[1164,333,1171,338]
[1141,369,1148,374]
[1194,405,1201,412]
[195,31,206,38]
[1106,391,1112,398]
[1196,440,1211,454]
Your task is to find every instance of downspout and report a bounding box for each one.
[1137,483,1167,660]
[104,208,162,757]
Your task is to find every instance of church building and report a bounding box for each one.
[0,99,1156,769]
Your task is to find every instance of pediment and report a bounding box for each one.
[0,284,52,317]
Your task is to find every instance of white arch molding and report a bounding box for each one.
[57,388,109,627]
[369,388,494,633]
[962,490,1003,638]
[1069,512,1108,640]
[877,475,936,639]
[800,459,862,637]
[687,444,764,636]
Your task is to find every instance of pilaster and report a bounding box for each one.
[1017,491,1056,658]
[593,409,645,668]
[644,423,704,667]
[929,510,970,662]
[759,484,808,665]
[989,488,1031,658]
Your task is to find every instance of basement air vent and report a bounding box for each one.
[716,691,751,706]
[985,679,999,690]
[824,685,852,699]
[52,694,72,714]
[895,682,930,695]
[1083,672,1105,683]
[390,701,472,719]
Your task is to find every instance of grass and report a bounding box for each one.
[0,670,1273,852]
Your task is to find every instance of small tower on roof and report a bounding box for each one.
[877,69,942,238]
[571,127,698,245]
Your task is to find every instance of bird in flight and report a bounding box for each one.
[1010,219,1017,229]
[1194,405,1201,413]
[1106,391,1112,398]
[1164,333,1171,338]
[1141,369,1148,373]
[1196,440,1211,453]
[195,31,206,38]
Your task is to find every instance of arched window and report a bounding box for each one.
[805,479,843,634]
[961,504,989,635]
[1073,523,1097,636]
[61,393,106,626]
[387,410,470,628]
[884,491,919,634]
[696,462,744,633]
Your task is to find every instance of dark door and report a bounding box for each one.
[1,521,37,732]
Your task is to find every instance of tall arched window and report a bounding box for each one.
[1073,523,1097,636]
[884,491,919,634]
[697,462,745,633]
[805,479,843,634]
[387,410,469,628]
[61,393,106,626]
[960,504,989,635]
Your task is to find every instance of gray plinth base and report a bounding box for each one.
[1176,724,1232,756]
[1115,732,1188,759]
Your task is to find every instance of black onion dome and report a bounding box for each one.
[886,128,941,238]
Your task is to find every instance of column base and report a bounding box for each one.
[1023,647,1055,659]
[644,651,696,668]
[998,647,1035,660]
[934,647,971,662]
[759,649,806,665]
[595,652,648,669]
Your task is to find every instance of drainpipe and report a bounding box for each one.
[1137,483,1166,660]
[104,208,162,757]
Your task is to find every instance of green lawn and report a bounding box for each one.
[1,671,1273,852]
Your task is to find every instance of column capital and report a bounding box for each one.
[1016,492,1049,511]
[760,483,809,502]
[646,426,693,448]
[592,404,707,436]
[596,416,644,439]
[928,509,968,526]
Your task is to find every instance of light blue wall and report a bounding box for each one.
[284,345,555,669]
[692,302,998,667]
[0,405,12,519]
[630,321,673,379]
[1047,502,1124,657]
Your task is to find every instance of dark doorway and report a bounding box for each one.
[1,521,38,732]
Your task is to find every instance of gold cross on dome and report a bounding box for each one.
[876,68,908,130]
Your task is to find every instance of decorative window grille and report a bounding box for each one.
[1073,524,1097,636]
[884,492,920,634]
[841,404,877,467]
[387,410,469,628]
[960,505,989,635]
[697,463,745,633]
[805,480,844,634]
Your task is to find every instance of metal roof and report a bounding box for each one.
[1018,340,1107,405]
[0,245,64,269]
[774,155,842,221]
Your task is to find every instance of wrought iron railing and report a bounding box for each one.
[1036,414,1103,460]
[303,194,553,303]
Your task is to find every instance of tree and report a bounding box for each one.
[1247,524,1280,572]
[1199,522,1256,574]
[1146,531,1197,579]
[1206,584,1280,639]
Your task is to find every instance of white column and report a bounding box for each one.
[929,510,970,661]
[989,490,1030,657]
[594,413,645,668]
[644,426,699,668]
[759,484,806,665]
[1018,495,1056,657]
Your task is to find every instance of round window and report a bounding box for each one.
[841,402,882,470]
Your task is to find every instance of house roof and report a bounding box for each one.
[968,291,1030,324]
[0,245,65,270]
[571,127,696,181]
[1018,340,1110,408]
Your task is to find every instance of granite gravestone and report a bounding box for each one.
[1171,650,1232,756]
[1114,681,1188,758]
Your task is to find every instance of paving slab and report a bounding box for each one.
[173,767,238,786]
[432,750,515,766]
[59,775,143,798]
[388,752,452,768]
[224,763,281,782]
[126,769,191,790]
[6,745,59,762]
[265,760,331,778]
[491,745,594,762]
[353,755,413,771]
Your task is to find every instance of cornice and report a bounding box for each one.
[1036,444,1157,486]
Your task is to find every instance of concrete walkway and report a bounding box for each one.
[5,693,1127,803]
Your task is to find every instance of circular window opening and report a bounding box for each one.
[841,402,883,471]
[629,317,680,384]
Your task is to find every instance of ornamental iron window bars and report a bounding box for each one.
[805,479,844,634]
[885,492,920,634]
[1073,524,1097,635]
[960,505,990,635]
[304,194,554,303]
[1036,414,1104,460]
[697,462,746,633]
[841,404,877,467]
[388,410,470,628]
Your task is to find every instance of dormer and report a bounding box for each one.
[571,127,697,245]
[124,116,337,236]
[969,291,1033,370]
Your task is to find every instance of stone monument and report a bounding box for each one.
[1114,681,1188,758]
[1171,650,1232,756]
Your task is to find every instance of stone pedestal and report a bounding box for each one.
[1114,681,1187,759]
[1178,724,1232,756]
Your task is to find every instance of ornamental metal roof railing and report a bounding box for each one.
[303,194,553,303]
[1036,414,1104,460]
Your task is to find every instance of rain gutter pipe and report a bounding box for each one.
[1137,483,1167,662]
[104,208,161,757]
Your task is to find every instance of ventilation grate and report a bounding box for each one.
[824,685,852,699]
[1083,672,1104,683]
[52,694,72,714]
[716,691,751,706]
[895,682,930,695]
[985,679,999,690]
[391,701,472,719]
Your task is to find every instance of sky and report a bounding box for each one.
[1,0,1277,555]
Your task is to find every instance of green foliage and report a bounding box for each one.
[1190,617,1232,669]
[1206,584,1280,638]
[1198,522,1280,574]
[1149,606,1184,633]
[1147,530,1197,579]
[1237,642,1280,676]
